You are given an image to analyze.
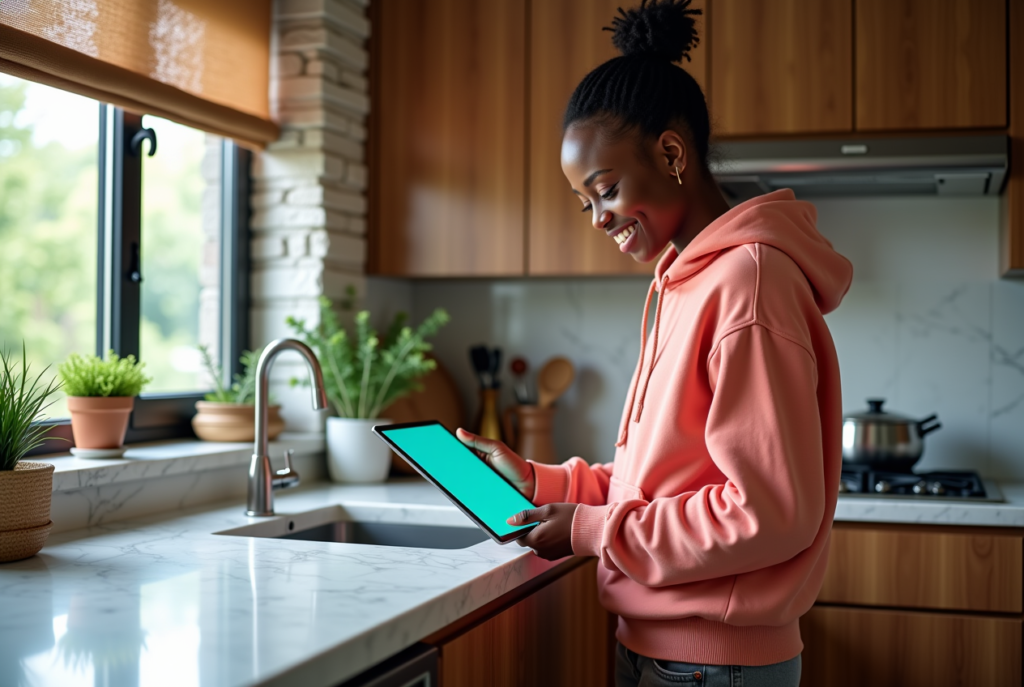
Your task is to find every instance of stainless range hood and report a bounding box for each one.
[710,134,1008,203]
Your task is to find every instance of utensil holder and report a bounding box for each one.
[502,405,558,464]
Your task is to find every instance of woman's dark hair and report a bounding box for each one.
[563,0,710,169]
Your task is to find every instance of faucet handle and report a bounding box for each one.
[273,449,300,490]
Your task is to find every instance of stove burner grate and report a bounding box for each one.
[839,467,988,499]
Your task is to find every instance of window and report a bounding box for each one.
[0,74,251,452]
[0,75,99,419]
[140,116,219,394]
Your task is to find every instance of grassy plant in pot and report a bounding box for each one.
[58,351,151,458]
[192,347,285,442]
[0,346,62,562]
[288,294,449,483]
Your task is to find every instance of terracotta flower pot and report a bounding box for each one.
[67,396,135,450]
[191,402,285,442]
[0,461,55,563]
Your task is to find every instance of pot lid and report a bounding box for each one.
[844,398,918,424]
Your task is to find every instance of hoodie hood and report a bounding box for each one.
[655,189,852,314]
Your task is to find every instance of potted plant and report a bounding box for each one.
[191,346,284,442]
[58,351,151,457]
[0,345,62,563]
[288,292,449,483]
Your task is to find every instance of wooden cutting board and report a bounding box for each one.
[380,358,465,474]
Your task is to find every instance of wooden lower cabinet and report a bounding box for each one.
[802,522,1024,685]
[431,559,613,687]
[818,523,1023,613]
[800,605,1022,687]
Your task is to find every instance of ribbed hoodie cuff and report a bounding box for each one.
[570,504,608,557]
[530,461,571,505]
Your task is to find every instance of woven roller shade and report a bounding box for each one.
[0,0,278,147]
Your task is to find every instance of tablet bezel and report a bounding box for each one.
[372,420,538,545]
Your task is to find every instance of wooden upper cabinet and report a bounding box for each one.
[710,0,853,136]
[856,0,1007,132]
[370,0,526,276]
[527,0,706,276]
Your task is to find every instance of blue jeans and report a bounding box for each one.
[615,643,801,687]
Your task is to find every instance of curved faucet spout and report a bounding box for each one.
[247,338,327,517]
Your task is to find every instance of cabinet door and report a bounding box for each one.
[437,560,613,687]
[1004,0,1024,276]
[370,0,526,276]
[818,523,1024,613]
[856,0,1007,131]
[527,0,706,276]
[800,606,1022,687]
[710,0,852,136]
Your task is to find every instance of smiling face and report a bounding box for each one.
[561,120,690,263]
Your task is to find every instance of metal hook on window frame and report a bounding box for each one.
[130,127,157,157]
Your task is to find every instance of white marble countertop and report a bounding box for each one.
[835,481,1024,528]
[6,476,1024,687]
[0,480,562,687]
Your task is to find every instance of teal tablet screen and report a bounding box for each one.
[380,423,536,538]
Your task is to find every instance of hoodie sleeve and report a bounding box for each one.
[570,324,827,586]
[531,458,613,507]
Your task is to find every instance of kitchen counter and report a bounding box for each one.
[6,478,1024,687]
[835,481,1024,528]
[0,480,562,687]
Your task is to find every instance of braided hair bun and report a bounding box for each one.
[564,0,711,170]
[605,0,702,63]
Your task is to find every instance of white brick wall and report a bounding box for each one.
[250,0,370,432]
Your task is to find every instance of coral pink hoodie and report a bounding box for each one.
[530,189,852,666]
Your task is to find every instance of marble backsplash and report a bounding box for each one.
[368,195,1024,480]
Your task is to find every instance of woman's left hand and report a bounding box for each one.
[507,503,579,560]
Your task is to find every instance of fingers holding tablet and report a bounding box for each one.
[456,428,536,500]
[507,503,577,560]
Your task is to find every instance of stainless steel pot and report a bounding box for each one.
[842,399,942,471]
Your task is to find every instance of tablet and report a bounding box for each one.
[373,421,538,544]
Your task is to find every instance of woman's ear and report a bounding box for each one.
[658,130,688,175]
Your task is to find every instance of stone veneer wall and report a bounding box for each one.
[250,0,371,431]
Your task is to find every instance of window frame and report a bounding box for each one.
[26,104,251,455]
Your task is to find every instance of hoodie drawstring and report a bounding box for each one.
[616,275,668,447]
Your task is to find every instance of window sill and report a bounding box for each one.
[30,433,325,494]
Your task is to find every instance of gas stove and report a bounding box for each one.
[838,466,1003,502]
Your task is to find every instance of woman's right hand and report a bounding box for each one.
[456,428,536,500]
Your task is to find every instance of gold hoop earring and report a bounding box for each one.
[674,167,682,185]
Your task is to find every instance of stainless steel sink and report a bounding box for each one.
[278,520,487,548]
[215,504,488,549]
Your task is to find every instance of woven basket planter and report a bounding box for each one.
[191,402,284,442]
[0,461,55,563]
[67,396,134,449]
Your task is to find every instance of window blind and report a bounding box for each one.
[0,0,278,148]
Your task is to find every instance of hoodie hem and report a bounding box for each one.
[617,616,803,667]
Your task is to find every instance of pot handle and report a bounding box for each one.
[918,414,942,436]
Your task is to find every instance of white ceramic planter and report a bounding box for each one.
[325,417,393,483]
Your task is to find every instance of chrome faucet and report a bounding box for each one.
[247,338,328,517]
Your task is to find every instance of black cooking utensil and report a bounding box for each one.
[489,348,502,389]
[469,345,492,389]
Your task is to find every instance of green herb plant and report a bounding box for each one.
[287,290,449,419]
[58,351,152,398]
[0,344,63,470]
[198,346,262,404]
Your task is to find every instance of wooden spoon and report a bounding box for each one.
[537,357,575,408]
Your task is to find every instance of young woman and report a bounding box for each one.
[458,1,852,684]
